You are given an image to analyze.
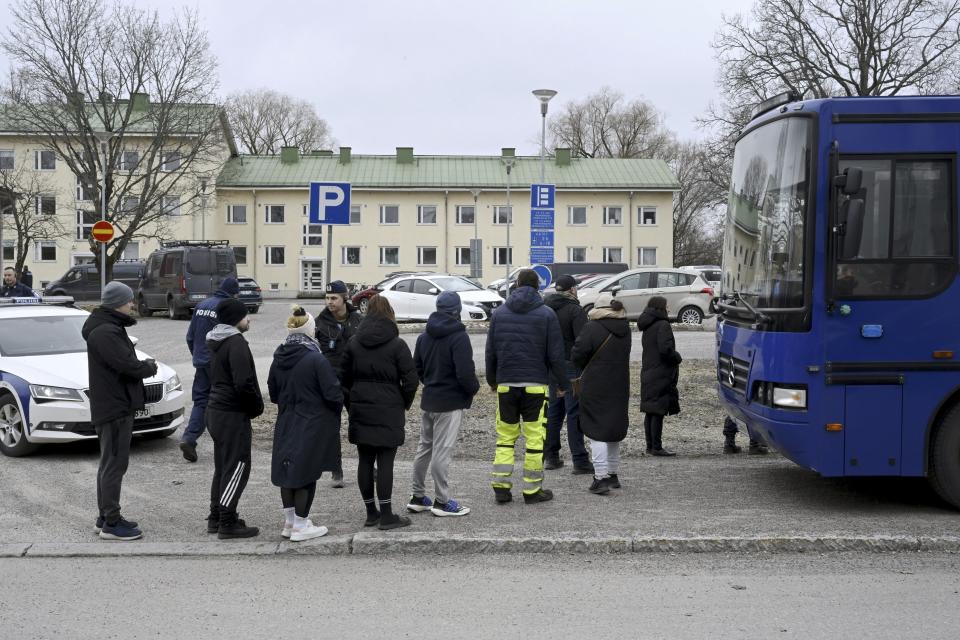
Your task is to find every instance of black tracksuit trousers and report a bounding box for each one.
[206,407,252,524]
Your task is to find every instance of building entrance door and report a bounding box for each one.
[301,260,324,293]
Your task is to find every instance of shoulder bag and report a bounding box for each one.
[570,333,612,397]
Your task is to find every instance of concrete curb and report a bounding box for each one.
[8,535,960,558]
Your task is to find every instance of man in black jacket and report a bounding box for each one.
[82,281,158,541]
[205,298,264,539]
[543,274,592,474]
[1,266,34,297]
[408,291,480,517]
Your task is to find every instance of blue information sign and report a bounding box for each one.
[530,230,554,247]
[530,184,555,209]
[531,264,553,290]
[530,248,555,265]
[530,209,554,229]
[308,182,352,225]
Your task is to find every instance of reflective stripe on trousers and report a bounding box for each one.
[491,385,548,495]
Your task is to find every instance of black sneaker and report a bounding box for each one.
[493,487,513,504]
[179,441,198,463]
[99,520,143,541]
[206,514,220,534]
[544,456,564,470]
[95,515,138,534]
[378,514,412,530]
[589,477,612,495]
[749,444,770,455]
[608,474,621,489]
[724,443,743,454]
[364,510,381,527]
[523,488,554,504]
[571,464,595,475]
[651,448,676,457]
[218,518,259,539]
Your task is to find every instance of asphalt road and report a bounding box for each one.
[2,552,958,639]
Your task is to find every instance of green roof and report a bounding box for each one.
[216,154,679,191]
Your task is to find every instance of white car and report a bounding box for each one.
[378,274,500,321]
[0,298,186,457]
[578,267,715,324]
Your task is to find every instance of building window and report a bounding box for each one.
[162,195,181,217]
[160,151,180,172]
[379,246,399,265]
[119,150,139,172]
[350,204,361,224]
[76,210,96,239]
[568,206,587,225]
[493,206,512,225]
[493,246,513,265]
[417,205,437,225]
[456,246,471,266]
[639,207,657,225]
[456,205,475,224]
[603,206,622,225]
[233,246,247,265]
[120,197,138,218]
[265,204,285,224]
[417,246,437,266]
[603,247,623,263]
[34,149,55,170]
[36,195,56,216]
[2,240,14,261]
[122,242,140,260]
[380,205,399,224]
[302,224,323,246]
[638,247,657,266]
[34,240,57,262]
[568,247,587,262]
[342,246,361,265]
[226,204,247,224]
[76,176,94,202]
[265,246,285,265]
[0,149,14,170]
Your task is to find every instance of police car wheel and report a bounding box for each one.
[0,394,38,457]
[929,403,960,510]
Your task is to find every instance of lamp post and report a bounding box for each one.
[199,178,208,240]
[532,89,557,183]
[93,130,115,297]
[503,158,515,279]
[469,188,481,278]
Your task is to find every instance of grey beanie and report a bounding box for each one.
[101,281,134,309]
[436,290,462,317]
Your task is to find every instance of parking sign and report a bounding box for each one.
[309,182,352,225]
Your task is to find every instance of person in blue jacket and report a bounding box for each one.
[180,276,240,462]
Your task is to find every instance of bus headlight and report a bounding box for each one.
[772,386,807,409]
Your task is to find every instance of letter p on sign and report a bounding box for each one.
[309,182,352,225]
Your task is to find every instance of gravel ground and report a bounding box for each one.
[252,358,727,460]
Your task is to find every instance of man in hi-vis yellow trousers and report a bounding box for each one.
[485,269,572,505]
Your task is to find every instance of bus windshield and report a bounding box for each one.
[722,117,810,309]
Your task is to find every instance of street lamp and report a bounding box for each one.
[199,178,208,240]
[532,89,557,183]
[469,188,481,279]
[502,157,515,279]
[93,130,115,297]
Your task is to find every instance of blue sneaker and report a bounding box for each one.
[431,499,471,517]
[94,516,139,534]
[99,520,143,541]
[406,495,433,513]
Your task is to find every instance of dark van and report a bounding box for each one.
[44,260,144,300]
[137,240,237,319]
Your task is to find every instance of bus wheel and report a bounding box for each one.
[929,404,960,509]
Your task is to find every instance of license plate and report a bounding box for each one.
[135,408,151,419]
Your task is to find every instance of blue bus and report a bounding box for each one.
[716,93,960,508]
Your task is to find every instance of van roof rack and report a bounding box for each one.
[159,240,230,248]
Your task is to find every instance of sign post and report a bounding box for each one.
[309,182,352,289]
[91,220,115,299]
[530,184,556,265]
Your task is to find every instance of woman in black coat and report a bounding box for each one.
[570,299,632,495]
[637,295,682,456]
[341,294,419,530]
[268,306,343,542]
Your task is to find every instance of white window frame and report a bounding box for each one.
[417,205,438,225]
[119,150,139,172]
[162,195,181,217]
[121,241,140,260]
[226,204,247,224]
[379,246,400,266]
[350,204,362,224]
[264,204,285,224]
[568,247,587,262]
[0,149,14,171]
[638,246,657,266]
[603,206,623,226]
[417,246,437,266]
[36,195,56,216]
[2,239,15,261]
[160,151,180,172]
[75,176,94,202]
[639,206,657,226]
[568,206,587,225]
[379,204,399,225]
[493,205,512,225]
[265,245,285,265]
[493,246,513,266]
[76,209,96,240]
[34,240,57,262]
[456,205,475,225]
[341,246,361,266]
[603,247,623,263]
[120,196,139,218]
[233,246,247,265]
[455,246,471,266]
[34,149,55,171]
[302,223,323,247]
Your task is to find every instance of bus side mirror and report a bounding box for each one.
[839,199,865,260]
[834,167,863,195]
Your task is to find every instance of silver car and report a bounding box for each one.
[578,267,715,324]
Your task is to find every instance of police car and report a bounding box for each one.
[0,296,185,456]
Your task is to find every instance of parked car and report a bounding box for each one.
[237,276,262,313]
[377,273,497,321]
[680,265,722,289]
[541,273,610,295]
[0,297,185,457]
[137,240,237,320]
[44,260,144,301]
[491,262,629,298]
[350,275,413,314]
[578,267,715,324]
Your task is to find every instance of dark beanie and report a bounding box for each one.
[217,297,248,326]
[326,280,348,295]
[516,269,539,289]
[436,291,462,317]
[555,274,577,292]
[101,281,134,309]
[219,276,240,296]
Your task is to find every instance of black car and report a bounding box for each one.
[237,276,262,313]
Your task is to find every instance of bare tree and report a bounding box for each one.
[0,163,67,275]
[226,88,334,154]
[669,142,727,265]
[1,0,224,280]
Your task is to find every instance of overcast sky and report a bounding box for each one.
[0,0,757,155]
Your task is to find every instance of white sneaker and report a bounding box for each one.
[281,524,292,539]
[290,520,329,542]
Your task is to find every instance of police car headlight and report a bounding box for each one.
[164,374,182,396]
[29,385,84,403]
[772,386,807,409]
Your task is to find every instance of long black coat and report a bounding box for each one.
[637,308,682,416]
[268,335,344,488]
[341,315,419,448]
[571,313,632,442]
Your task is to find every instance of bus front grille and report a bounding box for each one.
[718,353,750,396]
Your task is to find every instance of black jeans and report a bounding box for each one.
[95,414,134,524]
[545,362,588,465]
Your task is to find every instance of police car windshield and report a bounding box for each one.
[0,316,87,356]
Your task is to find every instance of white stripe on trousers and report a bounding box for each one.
[221,461,245,507]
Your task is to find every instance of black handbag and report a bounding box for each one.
[570,334,611,397]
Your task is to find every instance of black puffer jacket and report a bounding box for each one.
[206,325,264,418]
[82,308,157,425]
[315,304,362,379]
[543,292,587,361]
[268,334,343,488]
[571,310,632,442]
[637,308,682,416]
[341,315,419,447]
